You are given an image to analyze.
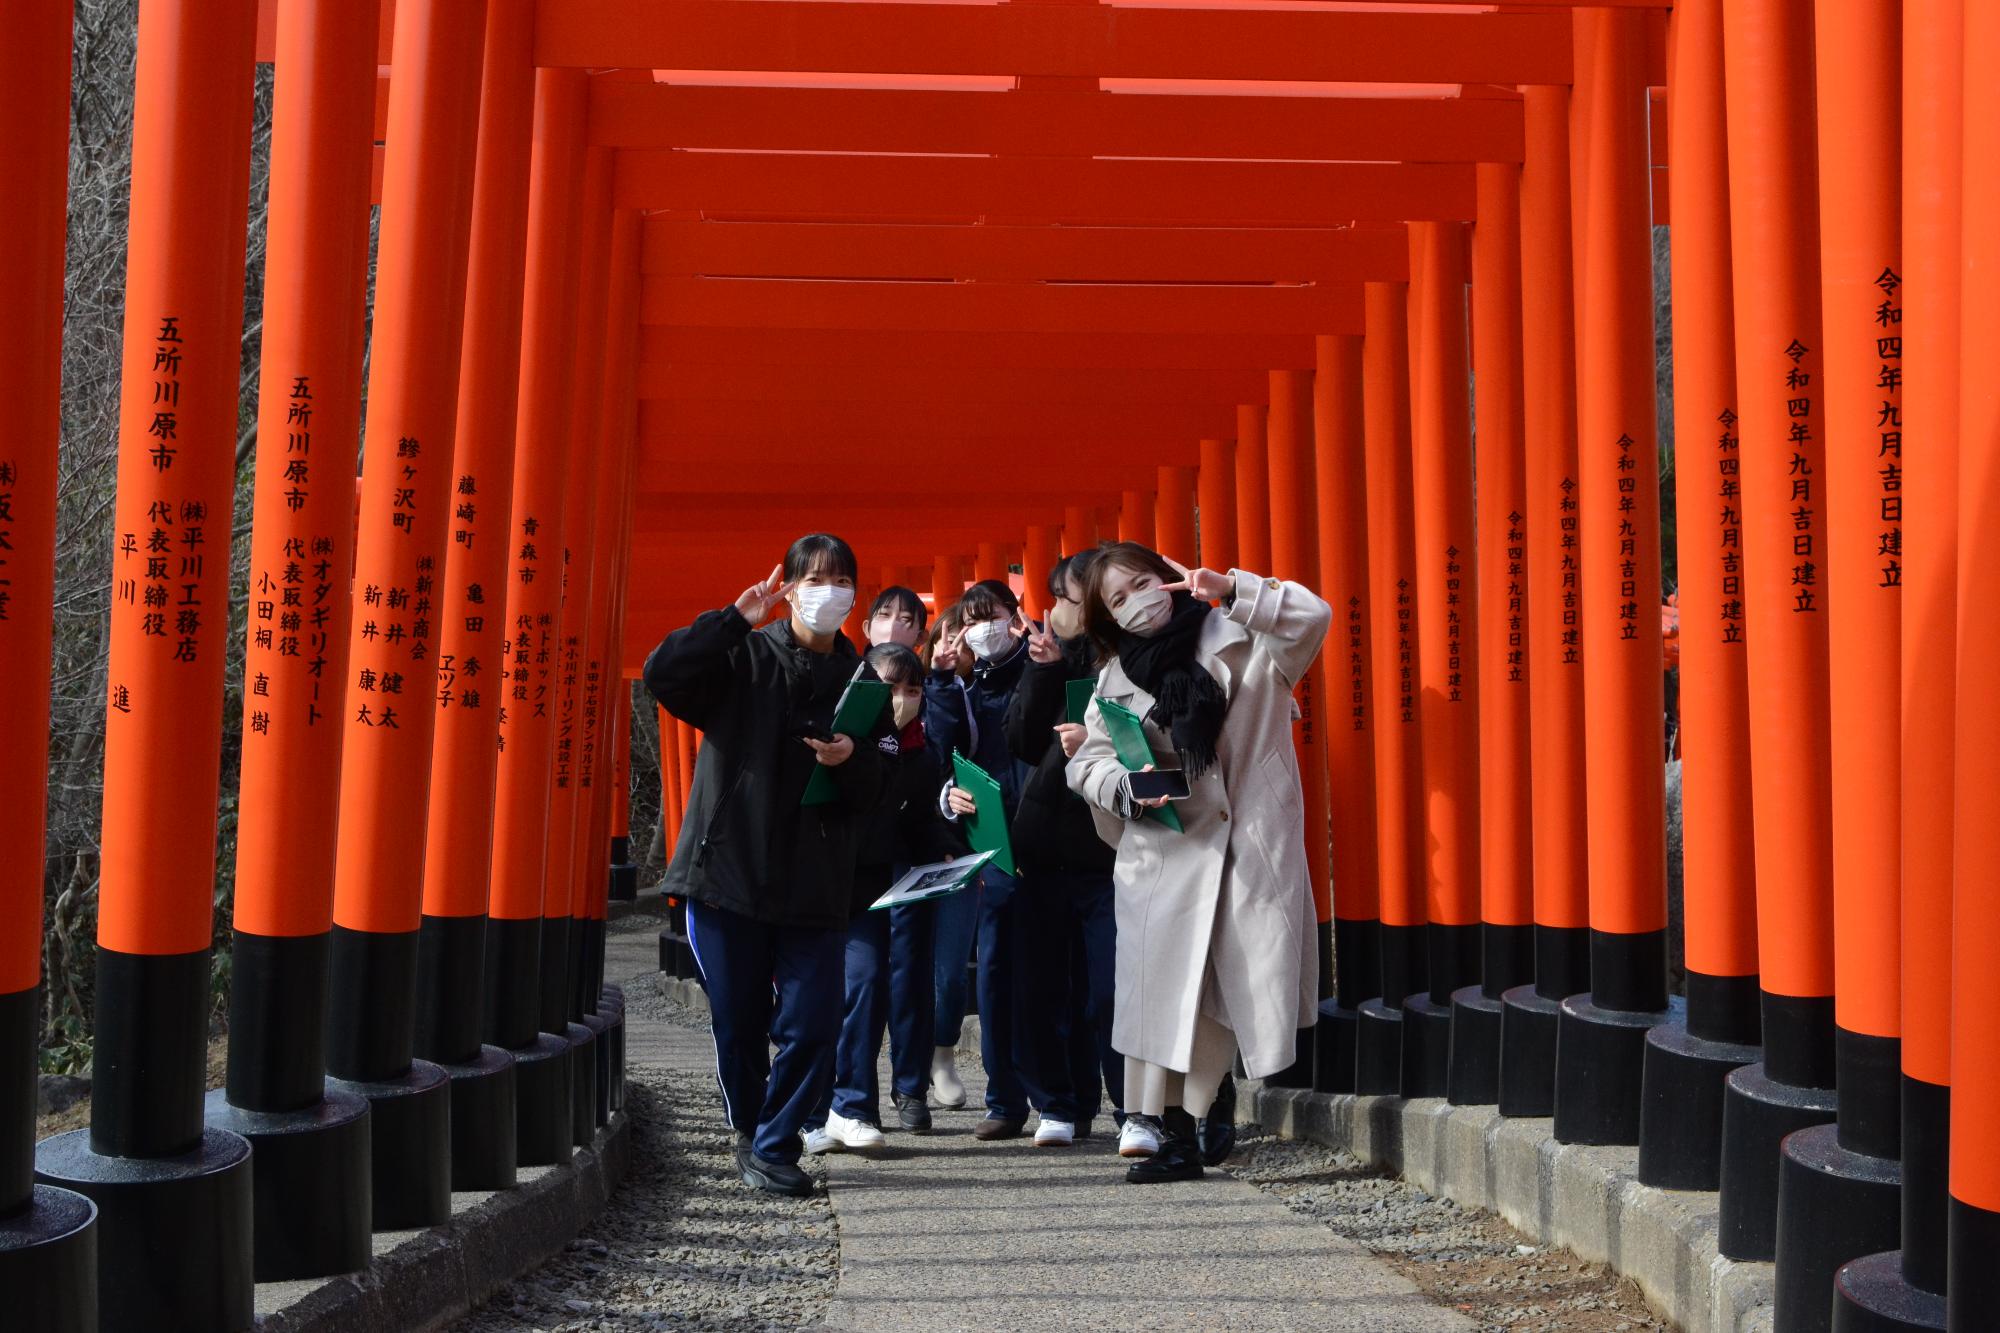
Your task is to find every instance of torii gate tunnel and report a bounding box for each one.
[0,0,1993,1329]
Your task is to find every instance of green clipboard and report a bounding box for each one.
[801,678,891,806]
[951,751,1018,875]
[1065,676,1094,725]
[1094,697,1185,832]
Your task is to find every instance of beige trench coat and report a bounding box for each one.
[1065,569,1332,1079]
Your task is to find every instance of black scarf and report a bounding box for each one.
[1115,592,1228,778]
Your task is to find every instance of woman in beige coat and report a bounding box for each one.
[1066,542,1330,1182]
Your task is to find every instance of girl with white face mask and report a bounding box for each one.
[643,532,889,1199]
[1066,541,1333,1184]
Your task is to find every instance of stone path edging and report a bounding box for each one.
[1245,1082,1776,1333]
[253,1076,630,1331]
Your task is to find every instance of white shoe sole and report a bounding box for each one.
[930,1090,966,1109]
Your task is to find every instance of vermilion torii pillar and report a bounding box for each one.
[1553,4,1672,1150]
[1716,0,1840,1264]
[1406,220,1482,1101]
[324,0,488,1232]
[1774,5,1908,1324]
[976,540,1009,585]
[1198,438,1237,571]
[933,553,965,609]
[1837,3,1959,1324]
[412,0,538,1196]
[487,68,589,1168]
[1356,281,1428,1097]
[1950,4,2000,1321]
[1460,160,1535,1109]
[1119,491,1155,548]
[1268,367,1332,1089]
[1312,333,1382,1096]
[1501,82,1592,1121]
[0,5,95,1328]
[1639,0,1764,1196]
[32,3,260,1328]
[1062,506,1097,560]
[608,696,640,903]
[538,147,615,1148]
[202,0,378,1282]
[1234,404,1272,574]
[1024,525,1060,619]
[1156,465,1198,568]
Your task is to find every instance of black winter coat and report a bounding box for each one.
[644,608,886,930]
[850,723,957,916]
[924,638,1033,815]
[1003,636,1116,877]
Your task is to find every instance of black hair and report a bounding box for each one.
[867,585,928,630]
[782,533,857,583]
[958,578,1019,622]
[1048,549,1099,599]
[865,643,924,687]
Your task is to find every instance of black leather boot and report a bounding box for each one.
[1198,1073,1238,1166]
[1124,1107,1204,1184]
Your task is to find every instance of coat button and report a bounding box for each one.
[1266,578,1280,590]
[1219,809,1230,822]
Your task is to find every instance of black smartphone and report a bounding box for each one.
[1127,768,1192,802]
[795,721,836,744]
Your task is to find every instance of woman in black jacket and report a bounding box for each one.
[645,534,885,1197]
[806,643,957,1152]
[1004,551,1155,1157]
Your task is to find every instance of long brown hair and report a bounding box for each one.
[1081,541,1182,661]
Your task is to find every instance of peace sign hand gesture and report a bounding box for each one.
[1160,555,1231,603]
[733,565,795,628]
[1024,614,1062,664]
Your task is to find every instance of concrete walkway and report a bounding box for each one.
[603,909,1470,1332]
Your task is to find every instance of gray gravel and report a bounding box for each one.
[451,977,839,1333]
[1226,1131,1671,1333]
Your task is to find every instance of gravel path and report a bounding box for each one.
[1226,1131,1670,1333]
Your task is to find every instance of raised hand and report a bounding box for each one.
[1160,555,1231,603]
[1025,616,1062,663]
[932,626,967,673]
[733,564,795,627]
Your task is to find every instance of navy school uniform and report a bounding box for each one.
[1005,633,1124,1125]
[925,637,1058,1122]
[645,610,886,1166]
[814,716,956,1126]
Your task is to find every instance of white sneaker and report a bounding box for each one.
[802,1126,839,1155]
[1118,1116,1162,1159]
[930,1047,967,1109]
[1033,1118,1076,1147]
[824,1111,886,1150]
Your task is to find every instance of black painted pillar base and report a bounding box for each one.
[1831,1251,1946,1332]
[35,1126,252,1332]
[1498,984,1563,1118]
[1638,1021,1761,1189]
[202,1085,372,1280]
[1400,992,1451,1099]
[581,1012,613,1128]
[1900,1076,1949,1298]
[1355,998,1403,1096]
[437,1045,517,1191]
[609,864,639,903]
[511,1032,574,1166]
[1265,1024,1316,1089]
[327,1060,452,1231]
[1718,1061,1838,1260]
[1313,999,1360,1095]
[1446,986,1503,1106]
[600,985,627,1114]
[1948,1197,2000,1327]
[1552,994,1679,1146]
[567,1022,600,1147]
[1774,1123,1902,1333]
[0,1184,97,1333]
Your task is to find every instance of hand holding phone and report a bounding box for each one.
[795,720,836,744]
[1126,767,1191,803]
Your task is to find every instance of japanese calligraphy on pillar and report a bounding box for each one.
[1348,596,1367,731]
[497,508,551,751]
[1874,268,1903,589]
[1505,512,1525,681]
[1396,577,1415,723]
[245,376,338,736]
[1559,475,1580,664]
[351,437,437,732]
[433,471,489,713]
[1616,435,1641,640]
[1784,340,1821,612]
[1444,545,1464,700]
[1718,410,1745,644]
[0,462,15,624]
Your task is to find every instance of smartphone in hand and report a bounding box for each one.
[1126,768,1192,802]
[795,720,837,744]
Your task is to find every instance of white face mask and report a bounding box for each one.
[964,617,1015,661]
[792,584,854,635]
[1112,586,1173,636]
